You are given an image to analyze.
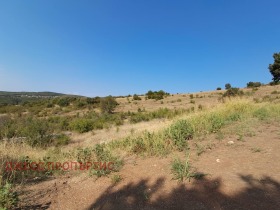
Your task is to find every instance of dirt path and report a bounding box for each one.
[16,123,280,210]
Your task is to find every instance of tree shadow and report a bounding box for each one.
[87,174,280,210]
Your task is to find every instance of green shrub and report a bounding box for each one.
[167,120,193,151]
[145,90,169,100]
[171,153,205,182]
[54,134,70,146]
[253,107,270,120]
[55,97,70,107]
[111,174,122,185]
[133,94,141,100]
[100,96,118,114]
[208,113,225,132]
[247,81,262,88]
[131,137,147,154]
[190,100,195,104]
[0,182,19,210]
[223,88,244,97]
[216,87,222,90]
[89,144,123,178]
[70,119,94,133]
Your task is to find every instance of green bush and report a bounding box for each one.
[21,118,53,147]
[54,134,70,146]
[100,96,118,114]
[167,120,194,151]
[0,182,19,210]
[89,144,123,178]
[208,113,225,132]
[54,97,70,107]
[190,100,195,104]
[70,119,94,133]
[247,81,262,88]
[171,153,205,182]
[253,107,270,120]
[133,94,141,100]
[223,88,244,97]
[145,90,169,100]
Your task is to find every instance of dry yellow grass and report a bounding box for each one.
[115,85,280,112]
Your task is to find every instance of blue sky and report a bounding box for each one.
[0,0,279,97]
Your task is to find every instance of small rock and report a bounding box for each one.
[228,141,234,145]
[216,159,220,163]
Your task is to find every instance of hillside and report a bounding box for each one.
[0,91,81,105]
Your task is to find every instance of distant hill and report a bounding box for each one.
[0,91,82,105]
[0,91,65,97]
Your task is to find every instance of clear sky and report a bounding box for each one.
[0,0,279,97]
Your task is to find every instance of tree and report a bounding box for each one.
[100,96,118,114]
[268,52,280,83]
[145,90,169,100]
[225,83,231,90]
[223,88,244,97]
[247,82,261,88]
[216,87,222,90]
[133,94,141,100]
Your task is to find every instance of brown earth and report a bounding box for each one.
[15,122,280,210]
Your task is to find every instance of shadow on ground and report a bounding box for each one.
[87,174,280,210]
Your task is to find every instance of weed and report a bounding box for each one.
[237,134,244,141]
[167,120,193,151]
[0,182,19,210]
[215,131,224,140]
[195,143,205,156]
[171,152,206,182]
[251,147,262,153]
[111,174,122,185]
